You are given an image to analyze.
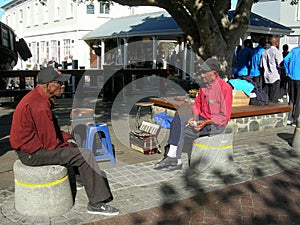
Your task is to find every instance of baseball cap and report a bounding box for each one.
[197,57,220,74]
[37,67,71,84]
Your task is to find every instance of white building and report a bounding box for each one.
[1,0,162,69]
[252,0,300,50]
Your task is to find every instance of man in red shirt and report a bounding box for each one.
[154,58,232,171]
[10,67,119,216]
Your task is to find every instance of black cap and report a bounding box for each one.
[37,67,71,84]
[197,57,220,74]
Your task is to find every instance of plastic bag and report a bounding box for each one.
[153,112,174,129]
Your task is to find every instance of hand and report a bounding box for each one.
[193,120,206,131]
[187,117,196,126]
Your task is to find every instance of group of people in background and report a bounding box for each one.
[39,55,74,70]
[233,35,300,126]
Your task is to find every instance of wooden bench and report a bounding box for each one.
[149,97,292,134]
[149,97,292,119]
[231,103,292,118]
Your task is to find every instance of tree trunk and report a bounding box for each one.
[112,0,254,77]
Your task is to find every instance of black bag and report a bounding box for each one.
[16,38,32,61]
[250,84,269,106]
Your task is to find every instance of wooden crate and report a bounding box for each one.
[232,90,250,107]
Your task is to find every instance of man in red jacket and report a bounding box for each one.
[10,67,119,216]
[154,58,233,171]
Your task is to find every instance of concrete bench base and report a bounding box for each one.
[190,133,234,173]
[13,160,73,217]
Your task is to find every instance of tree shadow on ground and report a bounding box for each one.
[277,132,294,147]
[101,141,300,225]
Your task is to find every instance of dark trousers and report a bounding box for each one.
[265,80,281,103]
[252,75,263,89]
[288,79,300,123]
[167,113,225,159]
[16,147,113,204]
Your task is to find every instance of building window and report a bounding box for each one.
[30,41,37,63]
[12,12,16,30]
[99,1,110,14]
[297,3,300,21]
[67,0,74,18]
[19,9,23,24]
[63,39,71,58]
[34,2,39,26]
[26,6,31,27]
[51,40,58,62]
[40,41,46,63]
[42,3,49,24]
[87,4,94,14]
[54,0,60,21]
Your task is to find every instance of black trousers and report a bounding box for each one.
[265,80,281,103]
[252,75,263,89]
[16,147,113,204]
[288,79,300,123]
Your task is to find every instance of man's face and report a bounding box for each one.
[200,70,217,85]
[47,81,65,102]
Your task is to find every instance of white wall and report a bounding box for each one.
[1,0,162,69]
[252,0,300,50]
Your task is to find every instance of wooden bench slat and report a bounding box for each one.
[231,103,292,118]
[149,97,292,119]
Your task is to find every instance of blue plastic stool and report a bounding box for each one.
[84,123,115,165]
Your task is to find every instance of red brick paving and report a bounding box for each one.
[85,166,300,225]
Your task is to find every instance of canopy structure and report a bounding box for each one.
[83,10,292,76]
[83,10,291,41]
[83,11,183,41]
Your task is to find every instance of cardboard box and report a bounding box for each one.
[232,90,250,107]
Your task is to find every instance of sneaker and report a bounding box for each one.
[161,163,183,171]
[278,98,284,103]
[287,120,293,125]
[87,202,119,216]
[153,156,178,170]
[76,181,84,191]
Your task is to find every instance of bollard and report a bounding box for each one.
[292,117,300,150]
[14,160,73,217]
[190,132,234,173]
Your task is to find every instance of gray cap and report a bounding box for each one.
[37,67,71,84]
[197,58,220,74]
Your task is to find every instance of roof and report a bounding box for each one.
[83,11,183,40]
[228,10,292,35]
[83,10,292,41]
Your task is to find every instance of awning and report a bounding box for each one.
[83,10,292,41]
[83,11,183,41]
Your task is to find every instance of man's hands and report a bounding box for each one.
[187,118,212,131]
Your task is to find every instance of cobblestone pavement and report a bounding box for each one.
[1,98,300,224]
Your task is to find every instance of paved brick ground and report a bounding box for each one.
[85,166,300,225]
[1,97,300,225]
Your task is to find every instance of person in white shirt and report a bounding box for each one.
[261,36,283,103]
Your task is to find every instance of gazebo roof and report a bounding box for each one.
[83,10,292,41]
[83,11,183,41]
